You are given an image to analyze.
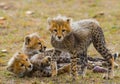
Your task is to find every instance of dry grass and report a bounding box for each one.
[0,0,120,84]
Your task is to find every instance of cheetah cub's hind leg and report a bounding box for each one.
[92,26,114,79]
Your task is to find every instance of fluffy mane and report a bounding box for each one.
[47,15,73,26]
[27,33,40,38]
[53,15,72,22]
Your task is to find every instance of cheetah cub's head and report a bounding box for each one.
[24,33,46,52]
[7,52,33,77]
[47,15,72,41]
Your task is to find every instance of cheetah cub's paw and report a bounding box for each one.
[103,72,114,79]
[51,61,57,77]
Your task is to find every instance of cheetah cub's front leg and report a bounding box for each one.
[70,51,79,80]
[51,50,61,77]
[79,54,88,78]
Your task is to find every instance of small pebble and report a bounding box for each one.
[26,11,34,15]
[1,49,7,53]
[0,2,6,7]
[0,17,6,20]
[93,11,105,18]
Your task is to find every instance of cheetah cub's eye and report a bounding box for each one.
[38,42,41,45]
[26,59,28,61]
[21,64,24,67]
[53,29,57,32]
[62,29,65,32]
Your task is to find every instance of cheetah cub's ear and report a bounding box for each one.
[7,66,13,72]
[47,17,54,25]
[24,36,30,45]
[66,18,72,25]
[14,52,22,60]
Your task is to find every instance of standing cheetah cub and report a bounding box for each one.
[47,15,114,80]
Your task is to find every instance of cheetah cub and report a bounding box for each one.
[7,52,33,77]
[47,15,114,80]
[22,33,46,58]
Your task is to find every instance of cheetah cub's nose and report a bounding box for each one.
[58,36,61,39]
[44,46,46,50]
[28,65,32,68]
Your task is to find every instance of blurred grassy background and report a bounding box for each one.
[0,0,120,84]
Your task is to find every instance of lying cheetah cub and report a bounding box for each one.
[7,52,70,77]
[22,33,46,58]
[7,52,33,77]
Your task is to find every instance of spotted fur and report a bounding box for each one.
[7,52,71,77]
[47,15,114,80]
